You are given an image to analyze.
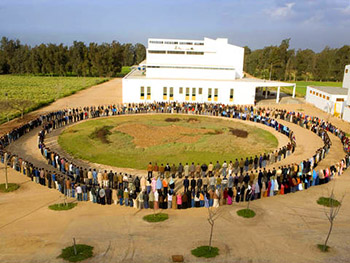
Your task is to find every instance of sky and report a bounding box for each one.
[0,0,349,52]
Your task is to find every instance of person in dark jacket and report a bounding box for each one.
[183,176,189,192]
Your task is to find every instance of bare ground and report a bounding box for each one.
[0,78,350,263]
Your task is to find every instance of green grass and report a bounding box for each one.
[0,183,20,193]
[237,208,256,218]
[116,66,132,77]
[48,202,77,211]
[0,75,108,124]
[59,114,278,170]
[317,197,341,207]
[191,246,219,258]
[281,81,343,97]
[58,244,93,262]
[143,213,169,222]
[317,244,330,252]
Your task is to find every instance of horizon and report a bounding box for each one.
[0,0,350,52]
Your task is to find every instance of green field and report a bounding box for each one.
[0,75,108,123]
[58,114,278,170]
[281,81,343,97]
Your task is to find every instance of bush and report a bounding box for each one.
[58,244,93,262]
[0,183,20,193]
[49,203,77,211]
[143,213,169,222]
[237,208,256,218]
[317,244,330,252]
[317,197,341,207]
[191,246,219,258]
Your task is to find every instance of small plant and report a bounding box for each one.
[143,213,169,222]
[49,203,77,211]
[191,246,219,258]
[0,183,20,193]
[237,208,256,218]
[58,244,93,262]
[317,244,330,252]
[317,197,341,207]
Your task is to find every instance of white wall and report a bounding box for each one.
[122,78,256,105]
[343,106,350,122]
[306,86,347,115]
[343,65,350,105]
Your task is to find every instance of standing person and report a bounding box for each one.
[99,187,106,205]
[222,161,227,177]
[208,162,214,176]
[178,163,184,178]
[184,163,189,177]
[76,184,82,201]
[171,164,177,178]
[154,190,159,210]
[167,192,172,209]
[189,162,195,177]
[176,192,182,209]
[124,188,129,206]
[183,176,189,192]
[105,187,112,205]
[147,162,153,179]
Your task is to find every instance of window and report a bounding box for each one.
[214,88,218,101]
[149,40,163,44]
[186,88,190,101]
[336,98,344,102]
[313,91,315,95]
[323,95,325,99]
[208,88,212,101]
[147,86,151,100]
[310,90,312,94]
[346,69,349,73]
[230,89,234,102]
[140,86,144,100]
[327,96,330,100]
[192,88,196,101]
[179,87,183,94]
[180,42,193,45]
[319,93,322,97]
[187,51,204,55]
[164,41,178,44]
[170,87,174,100]
[167,51,185,54]
[194,42,204,45]
[148,50,166,54]
[316,92,318,96]
[163,87,167,100]
[198,88,203,95]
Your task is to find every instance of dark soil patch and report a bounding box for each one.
[187,117,200,123]
[229,128,248,138]
[165,118,180,122]
[89,126,112,144]
[207,129,224,135]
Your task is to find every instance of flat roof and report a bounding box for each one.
[124,68,295,87]
[309,86,348,95]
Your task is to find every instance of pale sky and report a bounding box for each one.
[0,0,349,51]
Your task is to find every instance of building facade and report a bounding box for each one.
[123,37,295,105]
[342,65,350,121]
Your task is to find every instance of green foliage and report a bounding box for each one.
[237,208,256,218]
[0,183,20,193]
[191,246,219,258]
[0,36,145,76]
[58,244,93,262]
[317,244,330,252]
[317,197,341,207]
[0,75,107,123]
[143,213,169,222]
[244,38,350,82]
[58,115,278,170]
[48,203,77,211]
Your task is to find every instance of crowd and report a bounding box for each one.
[1,102,349,210]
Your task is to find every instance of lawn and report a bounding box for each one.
[58,114,278,170]
[0,183,20,193]
[0,75,108,124]
[143,213,169,222]
[48,203,77,211]
[281,81,343,97]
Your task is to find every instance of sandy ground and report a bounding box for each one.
[1,78,350,263]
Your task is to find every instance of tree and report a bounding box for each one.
[320,188,344,252]
[5,99,35,119]
[207,207,221,251]
[134,43,146,64]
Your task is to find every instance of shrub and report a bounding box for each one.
[143,213,169,222]
[317,244,330,252]
[317,197,341,207]
[58,244,93,262]
[0,183,20,193]
[49,203,77,211]
[191,246,219,258]
[237,208,256,218]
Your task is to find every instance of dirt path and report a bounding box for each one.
[1,79,350,263]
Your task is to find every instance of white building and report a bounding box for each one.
[122,37,296,105]
[342,65,350,121]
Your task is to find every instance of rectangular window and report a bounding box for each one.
[140,86,144,100]
[164,41,178,45]
[163,87,167,100]
[148,50,166,54]
[313,91,315,95]
[316,92,319,96]
[167,50,185,54]
[192,88,196,101]
[310,90,312,94]
[198,88,203,95]
[214,88,218,102]
[180,42,193,45]
[336,98,344,102]
[230,89,234,102]
[323,95,325,99]
[150,40,163,44]
[187,51,204,55]
[170,87,174,100]
[208,88,212,101]
[179,87,183,94]
[327,96,330,100]
[346,69,349,73]
[147,86,151,100]
[319,93,322,97]
[186,88,190,101]
[194,42,204,45]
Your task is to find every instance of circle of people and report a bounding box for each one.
[1,102,349,210]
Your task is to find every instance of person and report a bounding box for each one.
[147,162,153,179]
[167,192,172,209]
[176,192,182,209]
[183,176,189,192]
[213,189,219,207]
[76,184,82,201]
[99,187,106,205]
[105,187,112,205]
[154,190,159,210]
[124,188,129,206]
[184,163,189,177]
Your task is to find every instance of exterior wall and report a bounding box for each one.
[343,106,350,122]
[122,77,256,105]
[306,86,347,115]
[146,37,244,79]
[344,65,350,105]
